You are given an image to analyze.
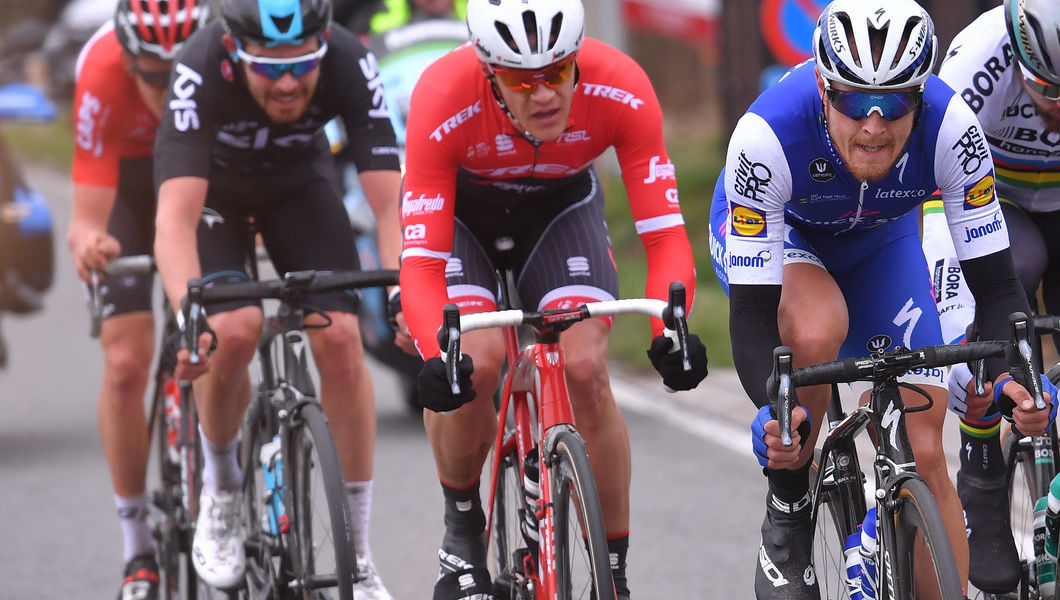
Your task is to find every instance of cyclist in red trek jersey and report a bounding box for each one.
[396,1,708,598]
[66,2,209,599]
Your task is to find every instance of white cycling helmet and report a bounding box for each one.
[466,0,584,69]
[1005,0,1060,88]
[812,0,937,90]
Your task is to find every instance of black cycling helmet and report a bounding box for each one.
[115,0,210,60]
[222,0,332,47]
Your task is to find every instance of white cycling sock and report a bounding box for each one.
[346,480,373,563]
[200,426,242,494]
[116,493,155,563]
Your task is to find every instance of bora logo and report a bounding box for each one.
[963,174,995,210]
[732,204,767,237]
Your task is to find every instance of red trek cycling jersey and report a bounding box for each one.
[72,23,159,188]
[400,38,695,358]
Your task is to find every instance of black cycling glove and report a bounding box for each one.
[646,333,708,391]
[418,355,477,413]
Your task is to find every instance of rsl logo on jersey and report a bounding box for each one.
[731,204,767,238]
[963,174,995,210]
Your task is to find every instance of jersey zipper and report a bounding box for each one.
[840,180,869,234]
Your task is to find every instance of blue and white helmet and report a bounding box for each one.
[812,0,937,90]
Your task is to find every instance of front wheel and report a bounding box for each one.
[881,476,963,599]
[549,431,615,600]
[286,402,356,600]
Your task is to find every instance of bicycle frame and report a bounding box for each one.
[487,319,582,598]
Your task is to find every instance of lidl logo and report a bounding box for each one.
[963,174,995,210]
[732,204,767,237]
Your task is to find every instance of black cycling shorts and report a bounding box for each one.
[196,150,360,315]
[96,157,156,319]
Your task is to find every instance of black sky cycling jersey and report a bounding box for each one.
[154,21,400,181]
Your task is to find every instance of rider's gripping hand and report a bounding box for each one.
[751,404,812,469]
[647,334,708,391]
[995,372,1058,436]
[160,327,216,382]
[418,355,477,413]
[947,362,996,420]
[67,224,120,283]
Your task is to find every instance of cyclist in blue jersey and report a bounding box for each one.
[709,0,1055,597]
[920,0,1060,593]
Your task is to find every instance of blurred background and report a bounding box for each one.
[0,0,1005,369]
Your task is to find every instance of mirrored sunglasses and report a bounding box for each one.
[129,62,171,90]
[235,41,328,80]
[825,87,921,121]
[491,55,576,93]
[1019,63,1060,101]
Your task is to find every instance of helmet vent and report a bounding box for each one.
[547,13,563,51]
[1027,15,1057,73]
[521,10,538,53]
[834,12,857,66]
[494,22,519,54]
[271,14,294,34]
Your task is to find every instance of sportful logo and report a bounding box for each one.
[170,63,203,132]
[962,211,1003,243]
[643,156,675,184]
[580,83,644,109]
[359,53,390,120]
[495,134,515,154]
[429,101,483,141]
[200,207,224,229]
[567,256,591,277]
[445,258,463,277]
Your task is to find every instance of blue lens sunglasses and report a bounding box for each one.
[824,81,922,121]
[234,39,328,80]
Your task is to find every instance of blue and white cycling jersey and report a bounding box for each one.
[713,60,1006,290]
[711,61,1028,405]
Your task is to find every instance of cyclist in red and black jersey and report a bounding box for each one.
[66,2,208,598]
[153,0,401,595]
[398,1,708,597]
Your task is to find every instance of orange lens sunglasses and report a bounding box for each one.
[491,55,577,93]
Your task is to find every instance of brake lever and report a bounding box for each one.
[89,270,103,338]
[663,282,691,372]
[772,346,795,447]
[186,279,205,366]
[438,303,462,396]
[1011,313,1046,410]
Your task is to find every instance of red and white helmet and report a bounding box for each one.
[466,0,584,69]
[812,0,937,90]
[115,0,210,61]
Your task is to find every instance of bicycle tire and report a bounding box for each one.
[489,436,533,599]
[152,369,185,600]
[286,402,356,600]
[240,393,287,600]
[550,430,615,600]
[882,476,963,599]
[809,447,867,600]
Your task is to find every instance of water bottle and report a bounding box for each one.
[1036,495,1056,597]
[521,447,541,556]
[260,435,288,535]
[859,507,879,599]
[843,530,866,600]
[162,378,181,464]
[1048,475,1060,566]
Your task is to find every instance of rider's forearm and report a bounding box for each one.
[69,184,118,233]
[359,169,403,270]
[730,283,783,408]
[961,248,1032,377]
[154,177,208,313]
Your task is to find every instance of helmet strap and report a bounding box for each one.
[487,74,543,147]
